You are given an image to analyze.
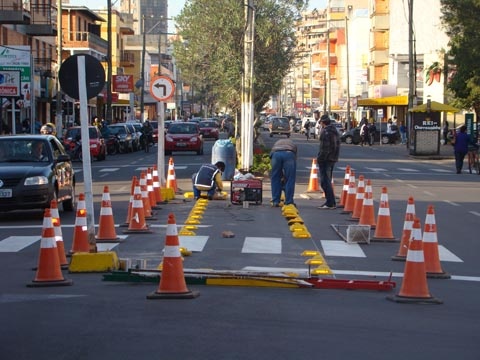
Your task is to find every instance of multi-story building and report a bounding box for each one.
[0,0,57,133]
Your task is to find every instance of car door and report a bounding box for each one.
[50,138,74,200]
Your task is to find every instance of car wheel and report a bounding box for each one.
[381,135,390,144]
[344,136,353,145]
[62,185,76,212]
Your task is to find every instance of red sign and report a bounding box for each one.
[113,75,134,93]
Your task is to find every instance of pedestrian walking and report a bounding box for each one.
[443,120,449,145]
[452,125,469,173]
[270,138,297,207]
[399,121,407,144]
[317,114,340,209]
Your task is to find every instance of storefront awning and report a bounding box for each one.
[357,95,408,106]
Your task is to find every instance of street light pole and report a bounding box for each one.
[106,0,113,124]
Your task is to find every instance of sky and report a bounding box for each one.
[68,0,325,31]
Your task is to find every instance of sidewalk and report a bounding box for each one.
[365,141,454,160]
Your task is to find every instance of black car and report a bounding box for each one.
[341,123,399,145]
[0,135,76,212]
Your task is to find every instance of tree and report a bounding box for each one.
[440,0,480,119]
[173,0,306,115]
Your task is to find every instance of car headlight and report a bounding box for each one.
[91,144,98,148]
[190,136,199,142]
[25,176,49,186]
[165,135,174,142]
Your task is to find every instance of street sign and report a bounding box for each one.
[59,54,105,100]
[150,76,175,101]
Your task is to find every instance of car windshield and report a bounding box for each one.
[199,122,217,128]
[168,123,198,134]
[65,128,98,139]
[109,126,126,135]
[0,139,48,163]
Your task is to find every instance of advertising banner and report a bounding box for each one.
[0,45,31,105]
[113,75,134,93]
[0,70,21,97]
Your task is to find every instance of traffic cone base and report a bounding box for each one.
[386,294,443,304]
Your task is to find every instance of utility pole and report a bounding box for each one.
[407,0,415,148]
[140,15,146,123]
[106,0,113,123]
[345,15,351,130]
[55,0,63,134]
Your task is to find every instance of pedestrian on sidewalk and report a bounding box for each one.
[270,138,297,207]
[452,125,469,173]
[317,114,340,209]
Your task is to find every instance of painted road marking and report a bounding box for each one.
[0,236,40,252]
[321,240,366,257]
[96,242,121,252]
[431,168,451,173]
[99,168,119,172]
[242,237,282,254]
[244,267,480,282]
[397,168,419,172]
[179,236,209,252]
[365,167,387,172]
[438,245,463,262]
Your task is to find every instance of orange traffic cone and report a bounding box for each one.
[342,170,356,213]
[28,208,73,287]
[307,159,320,192]
[139,172,155,219]
[70,193,91,254]
[351,175,365,220]
[358,179,376,228]
[152,166,165,204]
[387,218,442,304]
[96,185,119,242]
[423,205,450,279]
[372,187,396,241]
[123,193,152,234]
[120,176,137,228]
[166,157,178,193]
[50,199,68,269]
[147,168,161,209]
[147,213,199,299]
[392,197,416,261]
[338,166,351,208]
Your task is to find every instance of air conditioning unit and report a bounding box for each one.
[117,67,124,74]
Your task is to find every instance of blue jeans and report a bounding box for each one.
[192,175,217,198]
[454,151,466,173]
[318,161,336,206]
[270,150,296,205]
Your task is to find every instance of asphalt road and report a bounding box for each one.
[0,131,479,360]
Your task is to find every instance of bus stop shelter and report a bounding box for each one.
[408,101,459,155]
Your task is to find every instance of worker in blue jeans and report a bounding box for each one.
[270,138,297,207]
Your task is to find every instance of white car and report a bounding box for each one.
[301,117,317,136]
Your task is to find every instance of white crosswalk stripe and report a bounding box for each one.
[0,235,464,263]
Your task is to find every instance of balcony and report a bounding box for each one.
[63,31,108,55]
[0,0,29,24]
[371,14,389,31]
[18,3,58,36]
[120,52,135,67]
[370,50,389,65]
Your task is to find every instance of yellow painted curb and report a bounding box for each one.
[69,251,119,273]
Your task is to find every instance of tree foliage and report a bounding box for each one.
[173,0,307,115]
[440,0,480,118]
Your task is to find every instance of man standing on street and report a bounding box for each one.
[317,114,340,209]
[270,138,297,207]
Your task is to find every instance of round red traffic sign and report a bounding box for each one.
[150,76,175,101]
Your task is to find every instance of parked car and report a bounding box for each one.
[108,124,134,153]
[123,122,142,151]
[0,135,76,212]
[268,116,291,137]
[62,126,106,161]
[198,120,220,140]
[341,122,399,145]
[165,121,204,155]
[293,119,302,133]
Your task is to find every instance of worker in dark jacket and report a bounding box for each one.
[270,138,297,207]
[192,161,225,200]
[453,125,470,174]
[317,114,340,209]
